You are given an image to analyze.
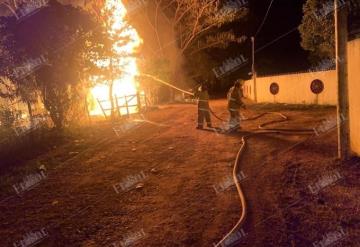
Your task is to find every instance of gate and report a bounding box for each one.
[96,92,148,119]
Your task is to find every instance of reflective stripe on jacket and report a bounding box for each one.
[195,89,210,109]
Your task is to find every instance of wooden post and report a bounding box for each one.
[109,58,115,122]
[251,36,257,102]
[85,95,91,125]
[335,0,350,160]
[136,92,142,113]
[97,98,108,119]
[114,94,121,118]
[145,94,149,109]
[145,95,150,109]
[125,95,130,117]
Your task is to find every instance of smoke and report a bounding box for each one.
[124,1,194,90]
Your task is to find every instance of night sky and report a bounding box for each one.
[2,0,353,80]
[221,0,310,80]
[250,0,310,74]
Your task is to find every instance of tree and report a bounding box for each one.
[128,0,248,90]
[299,0,335,64]
[0,15,38,124]
[158,0,248,55]
[85,1,134,121]
[139,57,172,104]
[0,0,108,129]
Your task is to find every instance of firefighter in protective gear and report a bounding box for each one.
[227,80,245,129]
[195,84,212,129]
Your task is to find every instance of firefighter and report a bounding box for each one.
[227,80,245,130]
[195,83,212,129]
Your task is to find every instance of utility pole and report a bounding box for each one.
[335,0,350,160]
[251,37,257,102]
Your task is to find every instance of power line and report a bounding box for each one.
[255,0,275,37]
[255,26,298,53]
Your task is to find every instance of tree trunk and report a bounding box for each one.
[26,101,34,127]
[109,81,115,121]
[49,104,64,131]
[109,58,116,122]
[53,112,63,130]
[85,94,91,125]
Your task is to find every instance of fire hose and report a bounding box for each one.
[140,74,228,122]
[140,75,315,246]
[214,113,315,247]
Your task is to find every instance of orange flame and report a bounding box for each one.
[89,0,142,116]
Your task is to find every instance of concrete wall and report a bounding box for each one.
[243,37,360,156]
[348,38,360,155]
[243,70,337,105]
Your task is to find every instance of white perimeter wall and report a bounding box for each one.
[243,37,360,156]
[243,70,337,105]
[348,38,360,156]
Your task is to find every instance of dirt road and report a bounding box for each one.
[0,100,358,247]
